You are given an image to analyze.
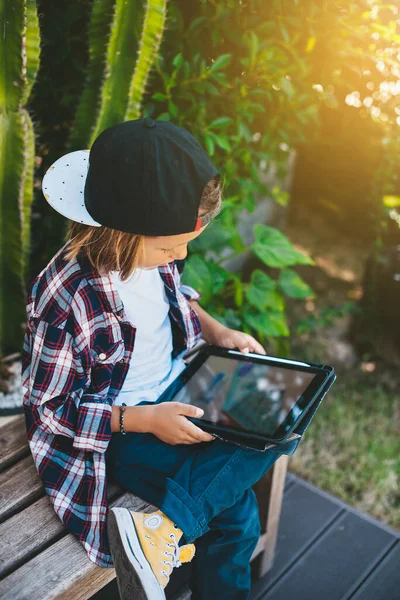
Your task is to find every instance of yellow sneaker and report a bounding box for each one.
[107,506,196,600]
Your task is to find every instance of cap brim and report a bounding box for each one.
[42,149,102,227]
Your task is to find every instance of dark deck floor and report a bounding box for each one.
[250,473,400,600]
[93,472,400,600]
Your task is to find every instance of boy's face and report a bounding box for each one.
[140,222,208,269]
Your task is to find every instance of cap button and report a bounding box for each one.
[143,117,156,129]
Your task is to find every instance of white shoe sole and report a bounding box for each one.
[107,507,166,600]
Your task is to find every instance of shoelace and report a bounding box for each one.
[161,533,181,582]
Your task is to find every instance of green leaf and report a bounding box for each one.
[216,309,242,330]
[204,133,215,155]
[209,71,228,85]
[189,220,234,252]
[168,101,178,118]
[246,287,285,312]
[238,120,252,141]
[209,54,232,72]
[188,16,207,32]
[245,269,281,311]
[279,77,294,98]
[183,60,190,79]
[247,102,265,113]
[234,277,243,307]
[244,309,289,337]
[172,53,183,69]
[152,92,167,101]
[251,224,315,268]
[251,270,276,290]
[210,133,232,152]
[208,263,234,293]
[203,81,219,95]
[249,31,259,64]
[209,117,233,129]
[182,256,213,303]
[278,268,315,299]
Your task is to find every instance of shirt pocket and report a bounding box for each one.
[89,338,125,366]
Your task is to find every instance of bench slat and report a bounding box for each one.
[0,415,30,473]
[0,479,122,579]
[0,485,266,600]
[0,455,44,523]
[0,439,125,525]
[0,491,159,600]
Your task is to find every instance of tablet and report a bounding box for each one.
[155,344,336,444]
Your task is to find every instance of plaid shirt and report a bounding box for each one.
[21,241,203,568]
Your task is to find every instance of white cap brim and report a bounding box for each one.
[42,149,102,227]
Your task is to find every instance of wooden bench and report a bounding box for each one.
[0,413,288,599]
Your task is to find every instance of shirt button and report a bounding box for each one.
[98,353,106,360]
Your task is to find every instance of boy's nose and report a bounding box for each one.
[175,247,188,260]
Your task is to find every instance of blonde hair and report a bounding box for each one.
[63,174,223,281]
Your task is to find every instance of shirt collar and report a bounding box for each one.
[63,242,175,316]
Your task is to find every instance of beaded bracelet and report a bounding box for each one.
[119,402,127,435]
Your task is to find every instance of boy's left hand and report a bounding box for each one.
[209,325,267,356]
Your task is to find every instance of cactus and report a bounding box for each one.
[124,0,168,122]
[0,0,40,354]
[68,0,169,151]
[0,0,167,352]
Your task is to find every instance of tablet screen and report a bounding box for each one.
[160,354,320,438]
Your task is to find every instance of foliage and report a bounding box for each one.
[8,0,399,357]
[140,0,400,353]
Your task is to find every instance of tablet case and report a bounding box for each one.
[194,371,337,453]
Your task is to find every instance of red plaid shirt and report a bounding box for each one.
[21,241,202,568]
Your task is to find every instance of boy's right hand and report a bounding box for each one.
[148,402,215,445]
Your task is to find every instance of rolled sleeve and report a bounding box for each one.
[23,318,112,454]
[73,400,112,453]
[179,284,202,302]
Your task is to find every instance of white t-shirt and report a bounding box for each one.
[109,267,187,407]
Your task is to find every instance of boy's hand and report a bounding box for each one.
[209,325,267,356]
[148,402,215,445]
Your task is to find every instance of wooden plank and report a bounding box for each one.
[0,480,122,579]
[0,492,160,600]
[0,448,124,525]
[257,510,396,600]
[0,455,44,523]
[0,478,264,600]
[0,415,30,473]
[348,542,400,600]
[252,454,289,577]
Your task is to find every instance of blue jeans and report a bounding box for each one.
[105,400,305,600]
